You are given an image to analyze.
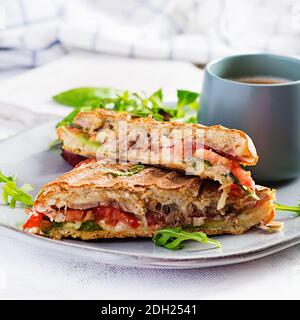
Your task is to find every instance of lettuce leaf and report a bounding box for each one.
[153,226,221,250]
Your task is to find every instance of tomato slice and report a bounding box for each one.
[94,206,140,229]
[23,212,45,230]
[229,183,243,197]
[194,143,255,193]
[65,209,85,222]
[203,149,232,167]
[231,163,255,191]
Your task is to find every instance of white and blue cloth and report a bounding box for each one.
[0,0,300,71]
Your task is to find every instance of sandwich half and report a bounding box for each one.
[57,109,258,200]
[23,160,275,240]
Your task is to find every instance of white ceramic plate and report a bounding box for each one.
[0,120,300,268]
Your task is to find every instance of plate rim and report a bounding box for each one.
[1,223,300,269]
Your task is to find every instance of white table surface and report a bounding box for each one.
[0,51,299,300]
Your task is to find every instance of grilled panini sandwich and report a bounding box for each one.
[57,109,258,200]
[23,160,275,240]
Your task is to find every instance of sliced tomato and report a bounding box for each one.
[23,212,45,230]
[231,163,255,191]
[191,141,256,194]
[203,149,232,167]
[123,212,141,229]
[191,143,232,168]
[94,206,140,229]
[65,209,85,222]
[229,183,243,197]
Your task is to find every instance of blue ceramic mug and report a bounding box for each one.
[199,53,300,182]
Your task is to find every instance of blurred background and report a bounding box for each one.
[1,0,300,73]
[0,0,300,139]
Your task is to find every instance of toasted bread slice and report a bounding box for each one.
[57,109,258,195]
[72,109,258,165]
[24,161,275,240]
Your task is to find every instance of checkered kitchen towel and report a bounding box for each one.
[0,0,300,71]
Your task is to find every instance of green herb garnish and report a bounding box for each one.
[153,227,221,250]
[0,171,34,208]
[204,160,212,167]
[53,87,200,128]
[174,90,200,123]
[52,222,64,228]
[275,201,300,215]
[53,87,120,107]
[101,164,145,177]
[78,221,102,231]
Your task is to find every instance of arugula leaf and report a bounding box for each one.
[78,221,102,231]
[175,90,200,121]
[229,173,259,200]
[101,164,145,177]
[149,89,164,111]
[275,201,300,215]
[54,89,167,128]
[53,87,120,107]
[153,227,221,250]
[177,90,199,111]
[0,173,14,183]
[0,171,33,208]
[204,160,212,167]
[52,222,64,229]
[53,87,200,128]
[113,89,166,121]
